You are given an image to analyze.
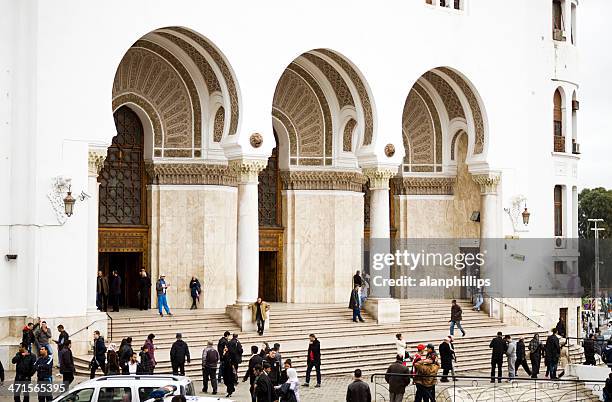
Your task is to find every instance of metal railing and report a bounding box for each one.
[370,372,606,401]
[484,293,544,329]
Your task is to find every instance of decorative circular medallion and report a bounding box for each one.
[384,143,396,157]
[250,133,263,148]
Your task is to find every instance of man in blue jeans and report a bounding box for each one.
[349,285,364,323]
[449,299,466,337]
[156,274,172,317]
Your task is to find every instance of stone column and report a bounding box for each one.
[226,158,267,331]
[362,167,400,324]
[87,148,106,314]
[472,172,501,315]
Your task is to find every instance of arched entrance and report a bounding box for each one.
[258,131,284,302]
[98,106,148,308]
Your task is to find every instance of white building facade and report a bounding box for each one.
[0,0,582,356]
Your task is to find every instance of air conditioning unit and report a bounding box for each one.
[554,236,567,249]
[572,141,581,154]
[553,29,566,41]
[572,100,580,111]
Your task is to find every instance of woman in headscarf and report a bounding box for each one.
[528,333,543,378]
[275,367,300,402]
[106,343,120,375]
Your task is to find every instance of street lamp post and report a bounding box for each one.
[588,218,605,329]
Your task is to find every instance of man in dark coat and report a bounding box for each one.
[96,270,109,312]
[555,317,566,338]
[138,269,152,311]
[217,331,230,384]
[34,346,53,402]
[243,345,263,401]
[109,270,122,312]
[12,343,36,402]
[304,334,321,387]
[21,323,35,353]
[346,369,371,402]
[385,356,411,402]
[545,328,561,379]
[515,337,532,377]
[349,285,364,323]
[228,333,243,379]
[353,271,363,287]
[439,337,455,382]
[529,333,543,378]
[90,330,107,378]
[489,331,506,383]
[583,335,597,365]
[59,340,75,387]
[55,325,69,352]
[254,364,273,402]
[449,299,466,337]
[264,349,281,386]
[170,333,190,376]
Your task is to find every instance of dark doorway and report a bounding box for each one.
[259,251,280,302]
[99,252,143,308]
[559,307,568,335]
[460,247,481,300]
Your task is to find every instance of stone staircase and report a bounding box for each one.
[73,299,588,380]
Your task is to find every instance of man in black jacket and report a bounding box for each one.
[545,328,561,379]
[217,331,230,384]
[59,340,75,386]
[202,341,220,394]
[346,369,371,402]
[34,346,53,402]
[439,337,455,382]
[489,331,506,383]
[228,333,243,380]
[254,364,273,402]
[264,349,281,386]
[109,270,122,312]
[170,333,190,376]
[138,269,152,310]
[90,331,107,379]
[515,337,532,377]
[304,333,321,387]
[243,346,263,402]
[21,323,35,354]
[12,343,36,402]
[385,356,411,402]
[349,285,364,323]
[583,335,597,365]
[55,325,69,352]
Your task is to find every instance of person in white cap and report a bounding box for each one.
[156,274,172,317]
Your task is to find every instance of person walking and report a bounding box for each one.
[449,300,466,337]
[504,335,517,381]
[34,346,53,402]
[156,274,172,317]
[12,343,36,402]
[489,331,506,383]
[202,341,219,395]
[119,337,133,374]
[254,364,273,402]
[346,369,371,402]
[138,269,152,311]
[217,331,231,384]
[189,276,201,310]
[58,340,75,387]
[545,328,561,379]
[34,321,52,356]
[228,333,243,381]
[170,333,190,375]
[528,333,543,378]
[109,270,122,312]
[385,355,411,402]
[90,330,107,379]
[221,345,235,398]
[515,337,532,377]
[143,334,156,373]
[106,343,120,375]
[473,287,484,311]
[55,325,69,353]
[303,334,321,388]
[251,298,270,336]
[96,270,109,312]
[243,345,263,402]
[349,285,364,323]
[439,336,455,382]
[275,367,300,402]
[413,356,440,402]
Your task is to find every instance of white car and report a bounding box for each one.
[145,395,234,402]
[52,375,196,402]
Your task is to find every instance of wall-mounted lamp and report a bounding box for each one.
[63,186,90,218]
[470,211,480,222]
[521,206,531,226]
[47,176,91,224]
[504,195,530,234]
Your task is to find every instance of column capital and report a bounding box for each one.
[229,158,267,184]
[472,172,501,195]
[362,167,398,190]
[88,147,107,177]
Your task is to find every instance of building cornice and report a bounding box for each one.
[281,170,366,192]
[146,162,236,186]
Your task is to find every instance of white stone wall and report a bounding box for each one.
[283,190,363,303]
[149,185,237,309]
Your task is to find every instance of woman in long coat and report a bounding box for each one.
[189,276,201,310]
[221,345,235,398]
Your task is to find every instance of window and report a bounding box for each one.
[554,261,567,274]
[426,0,462,10]
[554,185,563,236]
[138,388,159,402]
[57,389,95,402]
[553,89,564,152]
[571,3,577,44]
[98,387,132,402]
[553,0,566,41]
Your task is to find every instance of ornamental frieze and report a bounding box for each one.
[146,162,237,186]
[391,176,456,195]
[280,170,366,192]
